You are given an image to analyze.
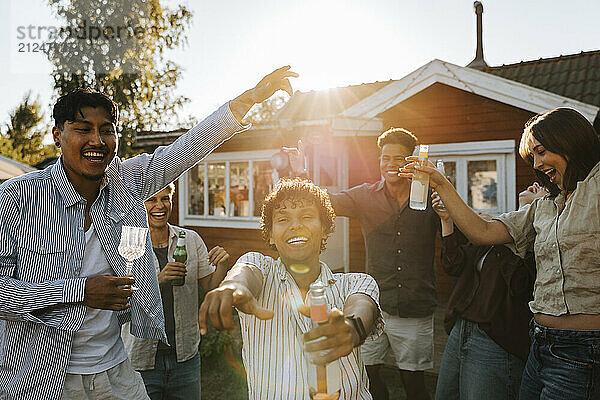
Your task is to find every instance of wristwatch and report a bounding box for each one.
[345,314,367,346]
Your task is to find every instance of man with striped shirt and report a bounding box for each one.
[0,66,297,400]
[199,178,384,400]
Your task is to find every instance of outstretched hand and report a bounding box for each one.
[198,283,273,335]
[299,306,358,365]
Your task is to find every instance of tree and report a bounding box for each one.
[242,94,289,126]
[0,93,58,166]
[46,0,193,158]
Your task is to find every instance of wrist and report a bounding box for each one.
[345,315,366,347]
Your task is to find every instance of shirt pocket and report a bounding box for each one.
[17,239,66,282]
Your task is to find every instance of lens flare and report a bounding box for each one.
[289,264,310,274]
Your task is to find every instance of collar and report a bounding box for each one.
[374,178,386,192]
[50,156,110,207]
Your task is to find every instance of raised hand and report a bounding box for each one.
[207,246,230,267]
[431,191,450,221]
[283,139,306,175]
[249,65,298,103]
[198,283,273,335]
[398,156,450,189]
[83,275,134,311]
[157,262,186,285]
[518,182,548,207]
[230,66,299,121]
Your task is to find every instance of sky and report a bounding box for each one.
[1,0,599,141]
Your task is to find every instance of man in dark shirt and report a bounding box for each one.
[290,129,439,400]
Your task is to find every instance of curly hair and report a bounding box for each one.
[260,178,336,252]
[53,88,118,129]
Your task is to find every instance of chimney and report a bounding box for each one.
[467,1,489,70]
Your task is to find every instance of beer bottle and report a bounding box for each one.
[172,231,187,286]
[306,282,341,400]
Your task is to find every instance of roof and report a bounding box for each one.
[338,59,599,125]
[277,81,393,121]
[484,50,600,108]
[0,155,36,180]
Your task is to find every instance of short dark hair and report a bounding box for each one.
[53,88,118,129]
[377,128,419,154]
[260,178,336,252]
[519,107,600,195]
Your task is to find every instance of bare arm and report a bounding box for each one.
[400,158,512,245]
[198,261,271,334]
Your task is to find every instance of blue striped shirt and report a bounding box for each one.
[0,103,246,399]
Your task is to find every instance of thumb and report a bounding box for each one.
[232,290,274,320]
[297,304,311,318]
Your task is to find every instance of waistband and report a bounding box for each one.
[531,319,600,342]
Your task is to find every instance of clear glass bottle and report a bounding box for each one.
[435,160,447,211]
[306,282,341,400]
[409,145,430,210]
[172,231,187,286]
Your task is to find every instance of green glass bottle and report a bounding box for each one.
[172,231,187,286]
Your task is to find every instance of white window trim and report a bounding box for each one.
[428,139,516,213]
[179,149,277,229]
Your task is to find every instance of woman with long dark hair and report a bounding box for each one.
[400,107,600,399]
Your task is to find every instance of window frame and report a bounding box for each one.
[179,149,276,229]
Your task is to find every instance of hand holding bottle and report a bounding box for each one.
[301,307,356,365]
[399,156,451,190]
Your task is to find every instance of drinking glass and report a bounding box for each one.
[118,226,148,291]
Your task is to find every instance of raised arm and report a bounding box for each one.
[198,259,272,335]
[122,66,298,200]
[400,157,512,245]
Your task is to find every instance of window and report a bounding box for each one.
[429,140,516,214]
[180,150,277,229]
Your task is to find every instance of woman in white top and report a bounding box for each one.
[400,107,600,400]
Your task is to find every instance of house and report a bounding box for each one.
[0,155,36,184]
[135,12,600,301]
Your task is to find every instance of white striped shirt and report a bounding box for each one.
[0,103,246,400]
[237,252,384,400]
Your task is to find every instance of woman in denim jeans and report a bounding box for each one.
[400,107,600,400]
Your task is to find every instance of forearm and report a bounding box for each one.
[205,263,230,291]
[436,182,512,245]
[220,263,263,299]
[123,103,247,200]
[229,90,255,122]
[0,276,86,327]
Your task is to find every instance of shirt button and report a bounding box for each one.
[397,266,402,271]
[74,271,79,276]
[552,244,556,248]
[397,249,401,254]
[398,284,402,288]
[397,232,401,236]
[39,246,45,252]
[557,269,561,274]
[78,226,84,231]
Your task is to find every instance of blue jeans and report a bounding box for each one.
[519,321,600,400]
[435,318,525,400]
[139,349,200,400]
